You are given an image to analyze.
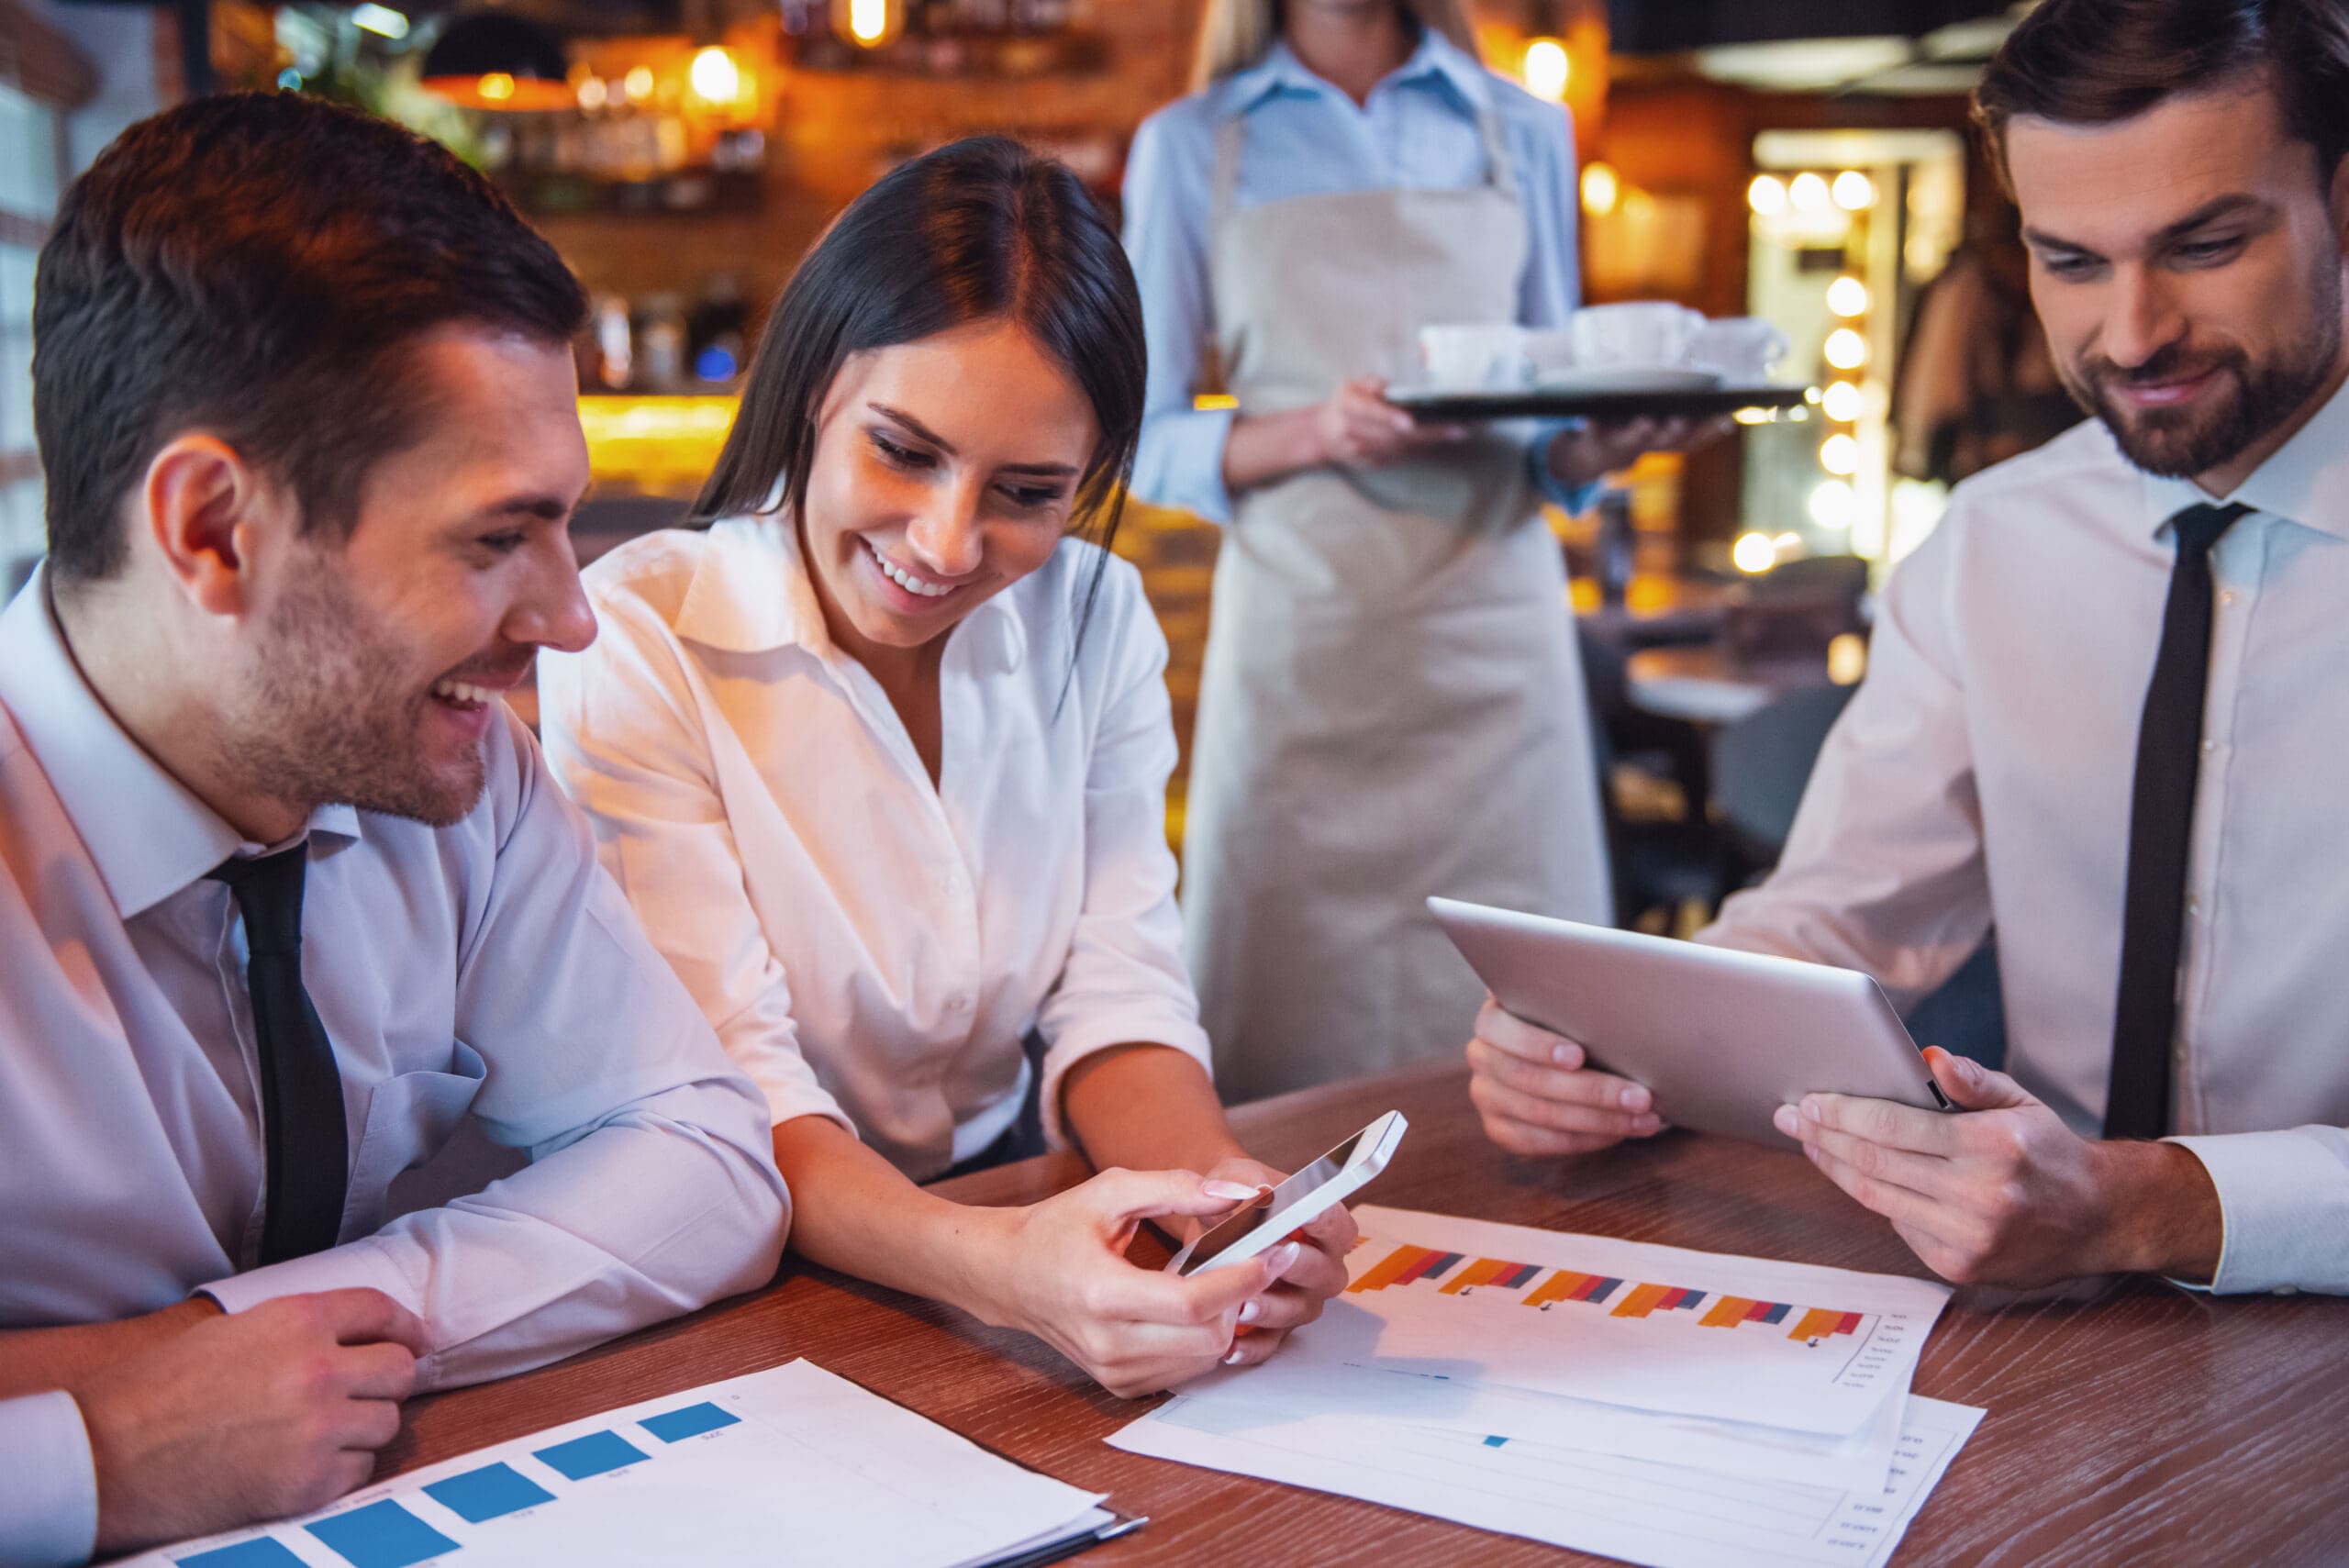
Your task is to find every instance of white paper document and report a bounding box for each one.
[1314,1207,1952,1436]
[1112,1389,1985,1568]
[129,1360,1113,1568]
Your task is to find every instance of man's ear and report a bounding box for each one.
[138,434,291,620]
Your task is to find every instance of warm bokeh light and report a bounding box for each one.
[1747,174,1788,217]
[576,75,607,110]
[850,0,891,45]
[1832,171,1877,210]
[1522,39,1571,104]
[1828,631,1868,685]
[476,72,516,103]
[1733,531,1778,573]
[1820,433,1861,475]
[1809,479,1858,530]
[622,65,655,101]
[1822,381,1865,422]
[1826,275,1870,317]
[1580,161,1620,217]
[689,46,741,104]
[1789,172,1831,213]
[1824,328,1869,371]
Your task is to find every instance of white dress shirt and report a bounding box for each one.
[1703,382,2349,1296]
[537,516,1213,1181]
[0,571,789,1567]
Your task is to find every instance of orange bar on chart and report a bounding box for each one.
[1788,1307,1844,1341]
[1349,1244,1432,1294]
[1440,1258,1508,1296]
[1523,1270,1587,1308]
[1699,1296,1757,1328]
[1610,1282,1671,1318]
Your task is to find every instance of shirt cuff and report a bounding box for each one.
[1526,418,1602,516]
[1136,406,1240,527]
[2165,1129,2349,1296]
[0,1391,97,1568]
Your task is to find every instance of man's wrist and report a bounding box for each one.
[2093,1139,2224,1280]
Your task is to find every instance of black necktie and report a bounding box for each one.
[2105,502,2248,1140]
[211,844,349,1262]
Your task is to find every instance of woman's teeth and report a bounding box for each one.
[432,679,495,707]
[865,539,955,598]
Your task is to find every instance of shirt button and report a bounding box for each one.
[2220,591,2237,606]
[2186,895,2201,915]
[2200,740,2217,755]
[948,993,974,1014]
[2173,1044,2188,1063]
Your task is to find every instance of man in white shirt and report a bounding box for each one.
[0,94,789,1565]
[1466,0,2349,1297]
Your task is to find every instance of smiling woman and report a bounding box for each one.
[535,137,1357,1401]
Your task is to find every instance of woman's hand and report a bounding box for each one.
[1197,1155,1358,1369]
[1314,376,1470,467]
[973,1167,1302,1397]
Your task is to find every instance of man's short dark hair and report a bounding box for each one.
[33,92,588,585]
[1974,0,2349,193]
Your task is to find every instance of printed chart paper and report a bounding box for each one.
[128,1360,1108,1568]
[1112,1389,1985,1568]
[1310,1207,1951,1436]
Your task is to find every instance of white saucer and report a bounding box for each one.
[1531,367,1724,395]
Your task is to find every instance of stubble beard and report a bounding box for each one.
[220,552,487,830]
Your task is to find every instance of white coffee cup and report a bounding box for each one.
[1687,317,1791,383]
[1568,302,1703,370]
[1419,324,1526,389]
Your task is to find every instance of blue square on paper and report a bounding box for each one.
[424,1461,556,1523]
[640,1401,741,1442]
[177,1538,308,1568]
[533,1429,649,1480]
[305,1499,460,1568]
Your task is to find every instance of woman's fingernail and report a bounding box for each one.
[1553,1042,1579,1066]
[1619,1084,1651,1111]
[1239,1298,1263,1324]
[1269,1241,1303,1274]
[1802,1097,1822,1123]
[1224,1347,1247,1365]
[1773,1105,1798,1136]
[1203,1180,1263,1201]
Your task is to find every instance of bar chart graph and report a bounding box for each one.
[140,1363,1109,1568]
[1352,1242,1870,1344]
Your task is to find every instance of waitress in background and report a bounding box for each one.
[1125,0,1707,1100]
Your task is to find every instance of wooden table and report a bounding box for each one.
[378,1065,2349,1564]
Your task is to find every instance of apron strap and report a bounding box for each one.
[1210,112,1247,235]
[1475,102,1515,197]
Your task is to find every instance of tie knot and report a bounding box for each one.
[2169,502,2249,557]
[208,843,309,957]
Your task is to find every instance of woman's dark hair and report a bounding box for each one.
[35,91,587,586]
[1974,0,2349,192]
[695,134,1145,653]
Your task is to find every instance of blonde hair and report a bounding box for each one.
[1191,0,1482,91]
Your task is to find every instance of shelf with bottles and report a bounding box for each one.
[782,0,1107,77]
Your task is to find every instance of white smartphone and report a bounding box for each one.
[1164,1111,1408,1276]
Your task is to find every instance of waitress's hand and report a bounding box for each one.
[974,1167,1301,1397]
[1545,415,1733,490]
[1316,376,1471,466]
[1198,1155,1357,1369]
[1468,991,1665,1156]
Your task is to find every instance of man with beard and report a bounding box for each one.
[0,95,788,1564]
[1465,0,2349,1296]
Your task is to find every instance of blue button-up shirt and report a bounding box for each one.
[1123,28,1588,524]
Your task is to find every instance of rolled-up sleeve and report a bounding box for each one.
[205,712,790,1391]
[539,595,853,1139]
[2166,1127,2349,1295]
[1698,506,1992,1010]
[0,1393,95,1568]
[1125,108,1241,526]
[1033,567,1215,1145]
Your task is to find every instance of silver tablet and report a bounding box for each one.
[1430,896,1952,1145]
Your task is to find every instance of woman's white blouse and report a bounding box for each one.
[537,516,1211,1180]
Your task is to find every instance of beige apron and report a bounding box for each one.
[1183,103,1612,1102]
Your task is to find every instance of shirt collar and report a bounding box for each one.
[1229,27,1489,117]
[2138,370,2349,543]
[673,511,1028,671]
[0,567,362,919]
